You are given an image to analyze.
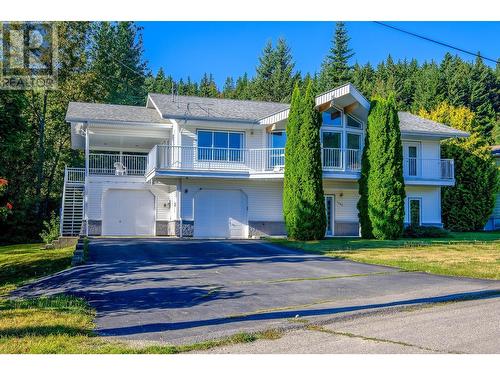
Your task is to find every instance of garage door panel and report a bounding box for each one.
[102,189,155,236]
[194,190,247,238]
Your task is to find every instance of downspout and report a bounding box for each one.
[178,178,183,238]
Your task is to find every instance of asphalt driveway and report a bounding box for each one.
[14,238,500,345]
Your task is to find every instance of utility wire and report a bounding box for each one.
[374,21,498,64]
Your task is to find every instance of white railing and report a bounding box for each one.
[150,145,286,173]
[66,167,85,183]
[322,148,361,171]
[89,153,148,176]
[403,158,454,180]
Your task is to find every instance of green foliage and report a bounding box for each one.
[40,211,60,244]
[419,104,499,231]
[284,82,326,240]
[283,85,302,239]
[357,118,373,238]
[252,39,298,102]
[403,225,450,238]
[361,96,406,240]
[318,22,354,92]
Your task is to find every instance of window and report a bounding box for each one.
[197,130,244,161]
[269,131,287,148]
[322,131,341,149]
[347,133,361,150]
[346,115,362,128]
[322,109,342,126]
[322,131,342,168]
[409,198,421,226]
[269,131,286,167]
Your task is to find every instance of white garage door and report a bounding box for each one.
[102,189,155,236]
[194,190,247,238]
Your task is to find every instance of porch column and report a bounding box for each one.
[84,124,89,236]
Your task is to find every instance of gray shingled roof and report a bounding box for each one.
[66,98,469,139]
[66,102,168,124]
[148,93,290,122]
[398,111,469,137]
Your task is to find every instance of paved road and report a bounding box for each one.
[14,238,500,346]
[200,297,500,354]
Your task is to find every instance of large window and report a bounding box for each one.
[197,130,244,161]
[322,131,342,168]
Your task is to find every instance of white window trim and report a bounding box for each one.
[346,113,363,129]
[321,129,343,149]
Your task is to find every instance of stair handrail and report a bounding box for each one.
[60,166,68,236]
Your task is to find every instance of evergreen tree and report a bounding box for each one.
[283,85,302,239]
[469,55,496,141]
[412,61,441,112]
[199,73,219,97]
[357,110,373,238]
[89,22,147,105]
[352,62,375,99]
[234,73,252,100]
[364,96,406,239]
[252,39,297,102]
[419,103,499,231]
[317,22,354,92]
[222,76,235,98]
[293,81,326,240]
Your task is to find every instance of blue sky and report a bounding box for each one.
[138,22,500,87]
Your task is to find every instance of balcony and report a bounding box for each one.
[403,158,454,182]
[83,148,454,183]
[146,145,362,176]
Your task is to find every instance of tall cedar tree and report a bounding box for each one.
[318,22,354,92]
[283,85,303,238]
[419,103,499,231]
[357,114,373,238]
[364,96,406,239]
[294,81,326,240]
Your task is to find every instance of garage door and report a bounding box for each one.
[102,189,155,236]
[194,190,247,238]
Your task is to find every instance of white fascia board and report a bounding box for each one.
[400,131,469,140]
[146,94,165,118]
[173,118,258,130]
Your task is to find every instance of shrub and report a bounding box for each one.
[419,103,499,231]
[359,95,406,239]
[40,211,60,244]
[403,225,450,238]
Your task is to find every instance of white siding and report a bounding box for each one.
[180,178,283,221]
[323,182,359,222]
[86,176,174,221]
[405,186,441,225]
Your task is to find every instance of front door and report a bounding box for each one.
[325,195,335,236]
[404,142,420,177]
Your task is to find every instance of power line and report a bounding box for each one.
[374,21,498,64]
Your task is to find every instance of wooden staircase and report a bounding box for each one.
[60,167,85,236]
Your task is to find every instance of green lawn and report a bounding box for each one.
[271,231,500,280]
[0,243,281,354]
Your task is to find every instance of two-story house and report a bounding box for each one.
[62,83,468,238]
